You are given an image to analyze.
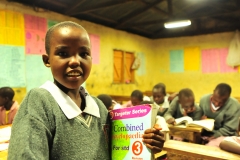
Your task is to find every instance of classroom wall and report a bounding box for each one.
[0,0,239,103]
[152,33,240,101]
[0,0,156,102]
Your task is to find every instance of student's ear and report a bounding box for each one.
[42,54,50,67]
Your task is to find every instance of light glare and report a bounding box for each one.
[164,20,191,29]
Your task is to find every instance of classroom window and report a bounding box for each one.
[113,50,135,83]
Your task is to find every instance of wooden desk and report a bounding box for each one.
[168,125,203,144]
[156,140,240,160]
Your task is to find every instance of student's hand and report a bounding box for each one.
[142,127,165,154]
[168,92,178,102]
[166,118,176,125]
[202,136,215,142]
[207,136,215,141]
[182,110,187,116]
[201,115,207,120]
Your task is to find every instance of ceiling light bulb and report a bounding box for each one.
[164,20,191,29]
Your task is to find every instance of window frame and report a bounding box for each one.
[113,49,135,84]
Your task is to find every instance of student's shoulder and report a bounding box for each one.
[169,96,179,106]
[194,103,200,108]
[16,88,56,123]
[227,97,240,110]
[229,97,240,105]
[171,96,179,103]
[200,94,211,102]
[194,103,202,112]
[23,88,55,107]
[27,87,52,97]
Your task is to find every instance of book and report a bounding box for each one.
[174,116,214,131]
[111,104,158,160]
[0,126,11,152]
[0,126,11,144]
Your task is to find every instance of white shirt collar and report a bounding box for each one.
[40,81,100,119]
[154,96,170,109]
[211,102,220,111]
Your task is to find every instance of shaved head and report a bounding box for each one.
[45,21,87,55]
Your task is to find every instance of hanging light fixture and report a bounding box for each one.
[164,20,191,29]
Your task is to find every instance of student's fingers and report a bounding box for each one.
[201,115,207,120]
[208,136,215,141]
[142,129,165,148]
[153,124,162,130]
[166,118,175,124]
[145,143,163,154]
[183,110,187,116]
[144,128,164,137]
[142,137,165,154]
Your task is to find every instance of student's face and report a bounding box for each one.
[211,90,229,108]
[43,26,92,90]
[152,88,165,105]
[108,106,113,112]
[131,97,141,106]
[179,96,195,113]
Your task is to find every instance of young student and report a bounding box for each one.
[97,94,113,111]
[200,83,240,146]
[7,21,165,159]
[0,87,19,125]
[164,88,202,125]
[97,94,122,111]
[152,83,175,116]
[122,89,143,107]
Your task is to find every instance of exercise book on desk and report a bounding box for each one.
[174,116,214,131]
[111,104,158,160]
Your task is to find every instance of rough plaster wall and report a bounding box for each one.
[0,0,156,98]
[152,32,240,101]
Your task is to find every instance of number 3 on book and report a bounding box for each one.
[132,141,143,155]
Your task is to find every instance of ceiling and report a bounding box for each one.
[10,0,240,39]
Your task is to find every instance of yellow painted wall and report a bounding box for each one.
[0,0,156,101]
[0,0,239,103]
[152,32,240,102]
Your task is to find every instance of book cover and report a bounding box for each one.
[111,104,157,160]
